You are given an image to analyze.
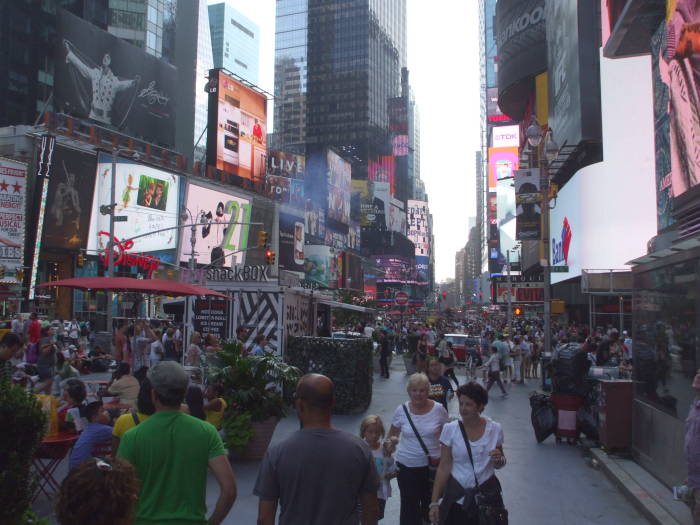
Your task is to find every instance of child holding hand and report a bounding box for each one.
[360,415,398,520]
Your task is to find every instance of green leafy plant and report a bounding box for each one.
[0,381,47,525]
[207,341,301,452]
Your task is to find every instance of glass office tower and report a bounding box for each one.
[209,2,260,84]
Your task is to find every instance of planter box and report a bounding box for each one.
[287,336,373,414]
[228,417,279,461]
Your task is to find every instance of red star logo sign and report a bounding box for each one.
[12,182,21,193]
[0,180,8,192]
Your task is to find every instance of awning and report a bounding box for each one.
[317,298,376,315]
[36,277,229,299]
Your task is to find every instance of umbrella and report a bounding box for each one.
[36,276,229,299]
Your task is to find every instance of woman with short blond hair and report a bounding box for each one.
[388,373,449,524]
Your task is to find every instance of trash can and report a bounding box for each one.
[597,379,633,451]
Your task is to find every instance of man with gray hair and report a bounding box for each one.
[118,361,236,524]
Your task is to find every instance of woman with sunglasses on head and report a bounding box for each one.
[429,382,506,525]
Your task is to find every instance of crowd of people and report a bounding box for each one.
[0,309,659,525]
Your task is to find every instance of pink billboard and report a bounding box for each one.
[488,147,519,189]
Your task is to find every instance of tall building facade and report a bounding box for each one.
[108,0,177,60]
[208,2,260,84]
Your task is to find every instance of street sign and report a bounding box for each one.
[395,292,409,305]
[113,216,128,222]
[551,266,569,273]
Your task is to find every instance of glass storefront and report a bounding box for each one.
[633,255,699,421]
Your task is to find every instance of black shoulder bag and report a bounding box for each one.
[458,421,508,525]
[402,403,437,489]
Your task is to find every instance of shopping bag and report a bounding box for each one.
[529,392,556,443]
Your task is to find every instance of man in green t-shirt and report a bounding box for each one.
[118,361,236,524]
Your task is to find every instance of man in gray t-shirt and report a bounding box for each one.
[254,374,379,525]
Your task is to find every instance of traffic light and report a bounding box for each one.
[265,249,276,265]
[257,230,268,248]
[514,307,523,316]
[77,253,85,268]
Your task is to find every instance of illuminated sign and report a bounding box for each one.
[492,125,521,148]
[99,232,161,278]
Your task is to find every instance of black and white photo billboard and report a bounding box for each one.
[55,9,177,147]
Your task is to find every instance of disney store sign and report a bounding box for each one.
[99,232,161,278]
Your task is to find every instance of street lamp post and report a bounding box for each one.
[525,123,559,362]
[506,249,512,333]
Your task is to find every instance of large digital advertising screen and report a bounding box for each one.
[206,69,268,183]
[55,9,177,147]
[515,168,542,240]
[652,0,700,228]
[43,148,96,251]
[264,151,305,206]
[407,200,430,257]
[353,180,387,231]
[326,150,351,224]
[304,244,338,289]
[179,183,251,267]
[88,154,180,255]
[0,158,26,280]
[488,147,519,189]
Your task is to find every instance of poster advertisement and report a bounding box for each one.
[389,198,407,235]
[353,180,387,230]
[515,168,542,240]
[206,69,268,182]
[279,211,305,273]
[0,158,26,279]
[374,255,413,283]
[88,154,180,255]
[304,244,336,288]
[326,150,351,224]
[55,9,177,147]
[488,147,519,189]
[497,175,518,263]
[348,221,361,250]
[304,199,325,240]
[179,183,251,266]
[407,200,430,257]
[264,174,291,203]
[267,151,305,179]
[42,148,96,250]
[192,298,228,341]
[369,156,396,195]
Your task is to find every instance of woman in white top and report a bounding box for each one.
[186,331,204,366]
[429,382,506,525]
[389,373,449,525]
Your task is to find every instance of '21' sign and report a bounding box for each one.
[221,200,252,254]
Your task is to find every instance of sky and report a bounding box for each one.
[207,0,482,283]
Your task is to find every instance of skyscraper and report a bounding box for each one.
[209,2,260,84]
[107,0,176,60]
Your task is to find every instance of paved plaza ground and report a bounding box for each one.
[34,360,648,524]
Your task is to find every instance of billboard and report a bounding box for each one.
[546,0,602,150]
[369,156,396,195]
[179,183,251,266]
[515,168,542,240]
[43,148,96,250]
[304,199,325,241]
[353,180,387,231]
[326,150,351,224]
[0,158,26,279]
[651,1,700,211]
[407,200,430,257]
[497,174,518,265]
[265,151,305,206]
[374,255,413,283]
[389,198,407,235]
[492,125,521,148]
[206,69,268,183]
[55,9,177,147]
[88,154,180,255]
[192,298,228,341]
[304,244,337,288]
[488,147,519,189]
[279,211,305,273]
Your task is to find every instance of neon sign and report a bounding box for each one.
[98,232,161,278]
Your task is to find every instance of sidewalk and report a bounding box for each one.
[590,448,693,525]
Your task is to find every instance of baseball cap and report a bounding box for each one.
[148,361,188,395]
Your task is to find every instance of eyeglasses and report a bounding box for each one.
[95,458,112,472]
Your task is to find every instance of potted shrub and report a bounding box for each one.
[207,341,301,460]
[0,380,46,525]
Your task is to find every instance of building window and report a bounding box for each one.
[234,59,248,69]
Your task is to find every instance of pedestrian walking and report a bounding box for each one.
[117,361,236,525]
[429,382,507,525]
[380,332,391,378]
[427,359,454,412]
[389,372,449,525]
[254,373,379,524]
[483,346,508,397]
[417,333,429,374]
[360,415,398,521]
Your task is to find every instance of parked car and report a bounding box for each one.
[0,320,11,340]
[443,334,481,363]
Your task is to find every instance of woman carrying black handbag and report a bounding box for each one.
[428,382,508,525]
